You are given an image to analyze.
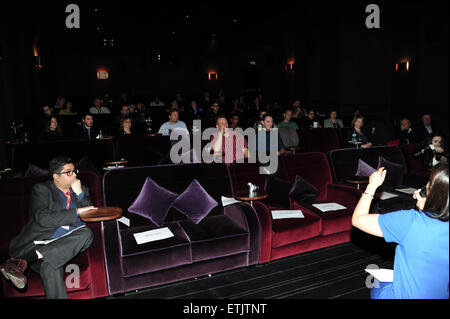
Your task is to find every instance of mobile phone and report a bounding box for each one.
[419,186,427,197]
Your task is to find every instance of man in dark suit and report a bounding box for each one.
[413,113,438,143]
[0,156,97,298]
[72,113,99,140]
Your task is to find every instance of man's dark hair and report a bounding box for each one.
[216,114,228,124]
[169,108,179,115]
[81,112,93,120]
[261,113,273,121]
[423,163,449,221]
[49,156,73,175]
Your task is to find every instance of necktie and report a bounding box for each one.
[64,190,71,210]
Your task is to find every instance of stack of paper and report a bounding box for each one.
[133,227,174,245]
[312,203,347,212]
[271,210,304,220]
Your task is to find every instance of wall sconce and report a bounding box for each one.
[285,58,295,72]
[395,60,410,72]
[97,69,109,80]
[33,44,43,70]
[208,71,218,80]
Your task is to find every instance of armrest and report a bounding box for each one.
[326,183,362,209]
[224,203,261,266]
[251,201,274,264]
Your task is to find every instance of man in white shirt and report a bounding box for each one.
[158,109,188,136]
[88,98,111,114]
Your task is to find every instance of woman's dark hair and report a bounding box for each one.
[423,163,449,221]
[44,116,63,134]
[49,156,73,175]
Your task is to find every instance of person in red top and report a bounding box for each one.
[211,115,249,164]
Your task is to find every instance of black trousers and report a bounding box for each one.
[29,227,93,299]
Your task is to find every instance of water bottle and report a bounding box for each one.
[97,130,103,139]
[352,132,357,143]
[24,132,29,143]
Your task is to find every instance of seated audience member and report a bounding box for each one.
[58,101,77,116]
[421,134,449,169]
[231,97,245,114]
[323,110,344,128]
[413,113,438,143]
[36,105,54,133]
[277,108,299,130]
[53,96,66,111]
[158,109,188,136]
[229,112,241,129]
[117,116,136,137]
[187,100,204,120]
[0,156,97,299]
[347,115,372,148]
[255,113,285,156]
[88,98,111,114]
[40,116,64,141]
[352,164,449,299]
[395,118,414,145]
[114,105,130,125]
[72,113,99,140]
[291,100,307,119]
[150,96,165,108]
[252,109,268,131]
[300,109,321,128]
[210,115,249,164]
[204,102,221,128]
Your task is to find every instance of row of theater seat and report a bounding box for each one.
[0,142,428,298]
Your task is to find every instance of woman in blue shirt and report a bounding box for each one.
[352,163,449,299]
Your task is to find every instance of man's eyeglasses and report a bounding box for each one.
[57,169,79,176]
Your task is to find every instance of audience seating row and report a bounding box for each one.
[1,142,430,298]
[9,136,171,174]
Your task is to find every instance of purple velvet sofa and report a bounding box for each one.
[101,163,260,295]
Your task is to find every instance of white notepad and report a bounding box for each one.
[133,227,174,245]
[271,210,304,219]
[365,268,394,282]
[222,196,242,207]
[395,188,417,195]
[312,203,347,212]
[117,216,130,227]
[376,191,399,200]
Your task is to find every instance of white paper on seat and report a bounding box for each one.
[117,216,130,227]
[375,192,399,200]
[365,268,394,282]
[394,188,417,195]
[271,210,304,219]
[133,227,174,245]
[222,196,242,207]
[312,203,347,212]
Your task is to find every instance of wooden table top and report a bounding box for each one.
[79,206,123,222]
[234,190,268,201]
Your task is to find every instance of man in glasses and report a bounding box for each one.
[0,156,97,298]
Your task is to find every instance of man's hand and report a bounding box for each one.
[368,167,386,189]
[71,179,83,195]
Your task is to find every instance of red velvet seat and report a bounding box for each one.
[0,171,108,299]
[228,153,361,264]
[278,153,361,236]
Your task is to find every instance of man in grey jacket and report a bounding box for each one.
[323,110,344,128]
[0,156,97,298]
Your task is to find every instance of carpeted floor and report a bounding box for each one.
[110,237,395,300]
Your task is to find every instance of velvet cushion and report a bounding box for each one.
[172,179,218,224]
[24,164,50,177]
[289,175,320,204]
[355,159,376,177]
[128,177,178,227]
[377,156,404,187]
[264,175,292,208]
